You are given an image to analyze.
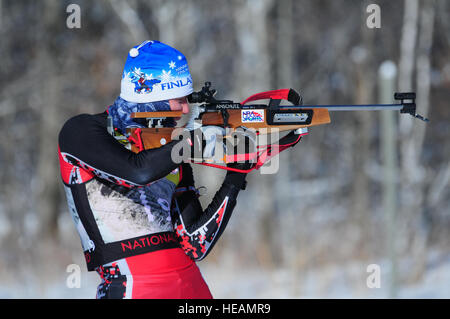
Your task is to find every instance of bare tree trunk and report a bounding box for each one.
[379,60,399,298]
[397,0,435,283]
[151,0,198,52]
[398,0,419,94]
[109,0,149,44]
[350,2,376,258]
[233,0,275,267]
[415,0,435,160]
[396,0,419,272]
[398,0,419,193]
[409,0,436,282]
[34,0,63,240]
[0,0,3,29]
[274,0,297,290]
[152,0,179,45]
[233,0,272,97]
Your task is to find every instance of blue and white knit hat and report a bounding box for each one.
[120,40,193,103]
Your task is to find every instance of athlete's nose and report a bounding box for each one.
[182,102,190,114]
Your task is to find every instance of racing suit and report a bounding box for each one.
[58,111,246,298]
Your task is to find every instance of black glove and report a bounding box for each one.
[277,130,303,148]
[225,128,257,170]
[222,129,255,190]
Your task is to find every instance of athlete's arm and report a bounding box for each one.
[172,163,247,261]
[58,113,187,187]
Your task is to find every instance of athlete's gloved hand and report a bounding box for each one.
[278,128,307,149]
[225,128,256,172]
[224,162,250,190]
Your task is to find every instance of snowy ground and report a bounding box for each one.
[0,248,448,299]
[198,248,450,299]
[1,212,448,299]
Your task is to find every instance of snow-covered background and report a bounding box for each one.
[0,0,449,299]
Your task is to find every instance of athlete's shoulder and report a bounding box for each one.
[63,112,101,126]
[59,112,106,146]
[61,113,90,128]
[61,112,105,132]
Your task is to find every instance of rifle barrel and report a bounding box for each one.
[279,104,403,111]
[205,103,404,112]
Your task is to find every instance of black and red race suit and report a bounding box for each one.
[58,111,246,299]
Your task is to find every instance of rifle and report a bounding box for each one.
[124,81,428,171]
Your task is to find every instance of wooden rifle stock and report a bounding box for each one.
[127,108,330,153]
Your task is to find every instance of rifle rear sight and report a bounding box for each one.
[187,82,218,104]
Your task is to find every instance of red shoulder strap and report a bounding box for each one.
[241,89,291,105]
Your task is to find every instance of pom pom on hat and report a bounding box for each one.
[120,40,193,103]
[129,48,139,58]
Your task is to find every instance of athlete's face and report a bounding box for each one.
[169,96,190,114]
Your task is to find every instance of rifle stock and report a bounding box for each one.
[128,108,330,153]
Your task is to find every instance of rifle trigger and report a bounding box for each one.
[221,109,230,127]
